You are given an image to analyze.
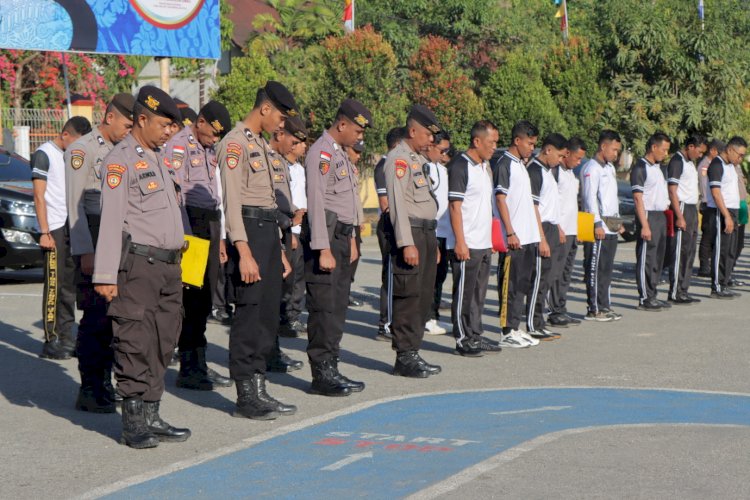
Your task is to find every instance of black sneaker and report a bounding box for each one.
[547,315,570,328]
[683,294,701,303]
[668,294,693,305]
[529,328,561,341]
[637,299,663,311]
[454,340,484,357]
[564,314,582,325]
[207,308,232,325]
[656,299,672,309]
[711,290,735,299]
[478,337,502,354]
[600,308,623,321]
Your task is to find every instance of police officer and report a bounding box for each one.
[631,132,671,311]
[66,93,134,413]
[218,81,297,420]
[164,101,234,390]
[93,86,189,449]
[303,99,370,396]
[385,104,443,377]
[345,139,366,305]
[267,115,307,373]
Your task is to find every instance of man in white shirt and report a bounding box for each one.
[581,130,623,321]
[448,121,499,356]
[32,116,91,359]
[697,139,725,276]
[494,121,541,349]
[666,135,706,304]
[548,137,586,328]
[424,131,452,335]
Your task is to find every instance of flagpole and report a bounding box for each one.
[563,0,569,41]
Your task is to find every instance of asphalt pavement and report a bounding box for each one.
[1,235,749,499]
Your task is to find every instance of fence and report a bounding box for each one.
[1,108,103,155]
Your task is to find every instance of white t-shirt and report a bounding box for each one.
[706,156,740,210]
[581,157,620,235]
[446,153,493,249]
[493,151,540,246]
[289,161,307,234]
[556,166,579,236]
[630,157,669,212]
[667,152,699,205]
[527,158,559,224]
[430,162,452,239]
[30,141,67,231]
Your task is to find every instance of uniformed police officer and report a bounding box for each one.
[93,86,189,449]
[66,93,134,413]
[267,115,307,373]
[164,101,234,390]
[384,104,443,377]
[303,99,371,396]
[218,81,297,420]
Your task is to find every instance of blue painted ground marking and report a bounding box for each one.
[107,388,750,499]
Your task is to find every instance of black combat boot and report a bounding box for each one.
[254,377,297,416]
[120,398,159,449]
[176,349,214,390]
[39,338,74,360]
[332,357,365,392]
[143,401,191,442]
[102,368,122,405]
[233,374,280,420]
[76,375,115,413]
[267,338,304,372]
[310,359,351,397]
[197,347,232,387]
[393,351,431,378]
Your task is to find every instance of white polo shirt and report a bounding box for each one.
[527,157,559,224]
[667,152,699,205]
[630,157,669,211]
[429,162,452,239]
[493,151,540,246]
[30,141,67,231]
[446,153,492,249]
[555,166,579,236]
[581,157,620,234]
[706,156,740,210]
[288,161,307,235]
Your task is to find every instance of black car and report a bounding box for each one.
[617,179,637,242]
[0,148,43,269]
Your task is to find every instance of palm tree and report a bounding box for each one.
[250,0,343,54]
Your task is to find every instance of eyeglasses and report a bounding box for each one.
[439,148,451,155]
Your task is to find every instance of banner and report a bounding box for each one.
[0,0,220,59]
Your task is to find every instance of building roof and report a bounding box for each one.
[228,0,279,49]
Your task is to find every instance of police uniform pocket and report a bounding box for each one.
[138,175,167,212]
[107,298,145,321]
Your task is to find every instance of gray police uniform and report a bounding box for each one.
[385,140,438,353]
[65,127,115,399]
[303,130,358,363]
[93,133,184,401]
[165,126,221,353]
[218,124,282,378]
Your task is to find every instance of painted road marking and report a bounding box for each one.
[490,405,572,415]
[321,451,374,471]
[102,388,750,499]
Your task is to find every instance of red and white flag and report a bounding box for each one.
[343,0,354,32]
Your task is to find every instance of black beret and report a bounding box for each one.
[407,104,441,135]
[337,98,372,128]
[264,81,298,117]
[283,115,308,142]
[110,93,135,121]
[352,140,365,153]
[136,86,181,123]
[181,107,198,126]
[199,101,232,137]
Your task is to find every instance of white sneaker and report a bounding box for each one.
[499,330,529,349]
[518,330,540,346]
[424,319,448,335]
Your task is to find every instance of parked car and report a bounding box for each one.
[617,179,637,242]
[0,148,43,269]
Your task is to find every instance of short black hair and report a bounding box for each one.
[708,139,726,153]
[511,120,539,143]
[565,136,587,153]
[386,127,407,149]
[62,116,92,136]
[434,130,451,144]
[645,132,671,154]
[254,88,267,109]
[541,133,568,150]
[684,134,707,149]
[470,120,497,144]
[598,129,621,146]
[727,136,748,149]
[132,101,145,120]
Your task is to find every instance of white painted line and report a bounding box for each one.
[490,405,572,416]
[321,451,373,471]
[0,292,42,297]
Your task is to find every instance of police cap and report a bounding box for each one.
[199,101,232,137]
[181,107,198,126]
[407,104,441,135]
[337,98,372,129]
[136,86,181,123]
[283,115,308,142]
[264,81,298,117]
[109,93,135,121]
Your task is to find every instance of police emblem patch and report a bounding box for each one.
[145,95,160,111]
[135,161,148,170]
[70,150,85,169]
[339,168,348,177]
[320,162,330,175]
[191,158,201,166]
[147,181,158,190]
[395,159,408,179]
[226,143,241,169]
[106,164,125,189]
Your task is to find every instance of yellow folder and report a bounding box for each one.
[577,212,595,243]
[181,235,210,288]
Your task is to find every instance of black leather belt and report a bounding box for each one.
[241,206,278,222]
[409,217,437,230]
[334,221,354,237]
[129,242,181,264]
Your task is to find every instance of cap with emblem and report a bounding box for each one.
[109,93,135,121]
[283,115,308,142]
[352,140,365,153]
[337,98,372,129]
[181,107,198,126]
[264,81,298,117]
[199,101,232,137]
[407,104,441,135]
[136,86,181,123]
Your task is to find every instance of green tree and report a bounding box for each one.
[407,36,483,149]
[482,50,568,145]
[250,0,342,54]
[212,48,277,122]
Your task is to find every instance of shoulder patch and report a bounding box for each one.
[226,142,242,170]
[70,149,85,169]
[395,159,408,179]
[320,161,330,175]
[106,164,125,189]
[320,151,332,162]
